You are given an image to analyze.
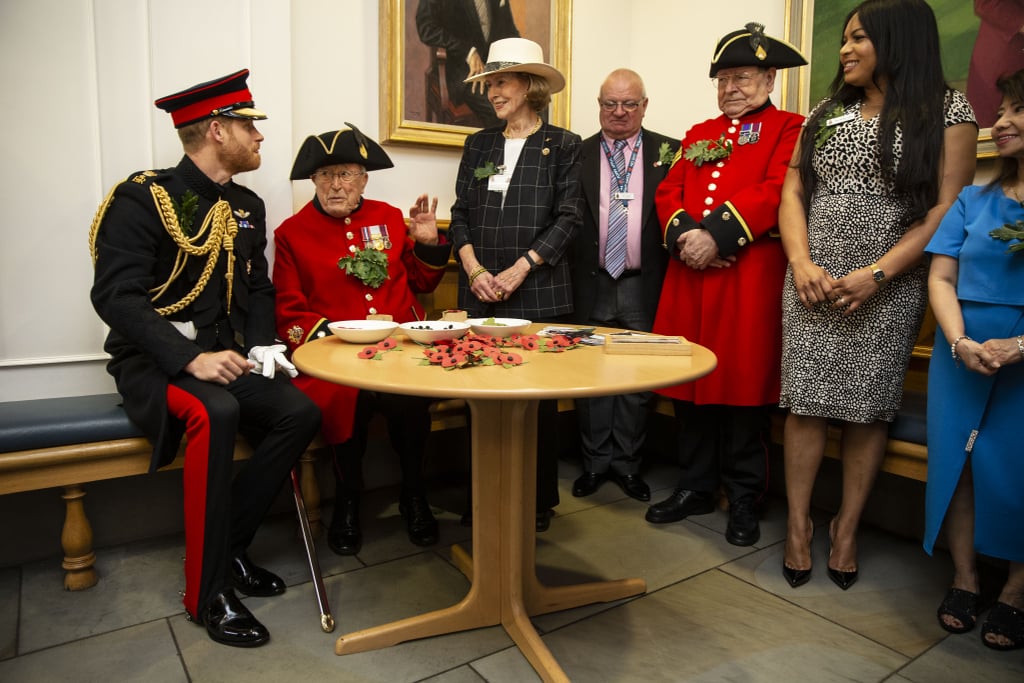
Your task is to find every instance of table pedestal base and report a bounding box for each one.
[334,398,647,682]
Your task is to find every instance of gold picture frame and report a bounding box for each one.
[782,0,996,159]
[379,0,573,149]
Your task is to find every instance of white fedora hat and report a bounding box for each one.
[464,38,565,94]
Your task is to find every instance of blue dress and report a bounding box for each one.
[923,184,1024,562]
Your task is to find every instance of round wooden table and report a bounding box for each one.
[293,325,716,683]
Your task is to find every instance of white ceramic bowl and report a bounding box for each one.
[327,319,399,344]
[466,317,532,337]
[399,320,471,344]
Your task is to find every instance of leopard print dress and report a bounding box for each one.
[779,91,975,423]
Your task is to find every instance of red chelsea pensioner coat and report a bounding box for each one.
[652,103,802,406]
[274,199,450,443]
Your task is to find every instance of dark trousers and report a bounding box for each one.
[577,271,653,474]
[672,401,771,504]
[331,391,432,500]
[167,373,320,618]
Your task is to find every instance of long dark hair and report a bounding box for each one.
[987,69,1024,192]
[796,0,948,223]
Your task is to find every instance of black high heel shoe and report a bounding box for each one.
[826,518,858,591]
[783,564,812,588]
[782,517,814,588]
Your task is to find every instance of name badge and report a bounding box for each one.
[612,192,635,201]
[825,112,855,127]
[488,171,511,193]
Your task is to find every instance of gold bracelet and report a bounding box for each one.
[468,265,487,284]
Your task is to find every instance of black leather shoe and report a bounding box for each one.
[644,489,715,524]
[327,495,362,556]
[399,495,439,547]
[230,554,286,597]
[200,588,270,648]
[614,473,651,502]
[572,471,607,498]
[725,497,761,546]
[536,508,553,532]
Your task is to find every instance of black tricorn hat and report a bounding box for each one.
[709,22,807,77]
[154,69,266,129]
[289,123,394,180]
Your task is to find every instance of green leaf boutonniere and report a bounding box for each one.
[474,161,504,180]
[814,102,848,150]
[338,247,390,288]
[654,141,678,168]
[171,189,199,237]
[989,220,1024,253]
[684,134,733,168]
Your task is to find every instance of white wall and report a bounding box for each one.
[0,0,786,402]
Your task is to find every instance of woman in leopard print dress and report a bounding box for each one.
[776,0,977,590]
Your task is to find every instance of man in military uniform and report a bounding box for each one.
[90,69,321,647]
[646,24,806,546]
[273,126,451,557]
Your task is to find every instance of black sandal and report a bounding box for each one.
[937,587,979,634]
[981,602,1024,650]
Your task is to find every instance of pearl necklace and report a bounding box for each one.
[502,117,542,139]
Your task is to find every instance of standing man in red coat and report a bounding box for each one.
[645,23,806,546]
[273,125,451,556]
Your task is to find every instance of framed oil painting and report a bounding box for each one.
[379,0,572,149]
[782,0,998,158]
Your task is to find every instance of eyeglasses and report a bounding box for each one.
[711,73,757,89]
[599,100,643,112]
[312,169,366,184]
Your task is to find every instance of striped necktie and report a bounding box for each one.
[605,139,628,279]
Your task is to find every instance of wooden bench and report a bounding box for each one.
[0,393,325,591]
[0,391,475,592]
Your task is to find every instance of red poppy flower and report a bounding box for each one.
[377,338,397,350]
[500,352,523,366]
[357,347,379,359]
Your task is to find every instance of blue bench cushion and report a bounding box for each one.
[0,394,143,453]
[889,390,926,446]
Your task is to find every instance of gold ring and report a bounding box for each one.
[496,291,504,300]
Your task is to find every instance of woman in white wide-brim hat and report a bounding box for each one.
[450,37,583,529]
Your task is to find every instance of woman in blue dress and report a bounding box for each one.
[925,69,1024,651]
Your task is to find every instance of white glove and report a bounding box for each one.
[248,344,298,379]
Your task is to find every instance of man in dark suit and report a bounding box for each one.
[569,68,677,502]
[416,0,520,128]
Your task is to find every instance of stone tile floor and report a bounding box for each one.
[2,461,1022,682]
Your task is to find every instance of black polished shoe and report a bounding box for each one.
[327,495,362,556]
[614,473,651,502]
[199,588,270,648]
[230,554,286,597]
[572,471,607,498]
[536,508,553,532]
[644,489,715,524]
[725,497,761,546]
[399,495,439,547]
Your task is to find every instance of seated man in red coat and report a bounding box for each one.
[647,23,805,546]
[273,124,451,555]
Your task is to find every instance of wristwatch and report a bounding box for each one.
[870,262,886,287]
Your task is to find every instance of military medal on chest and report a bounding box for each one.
[737,122,762,146]
[361,224,392,251]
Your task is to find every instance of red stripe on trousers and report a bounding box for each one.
[166,384,211,618]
